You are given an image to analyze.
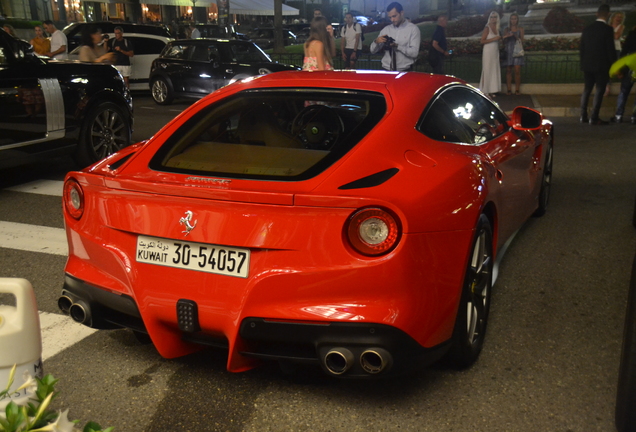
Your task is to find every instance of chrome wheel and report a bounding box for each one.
[151,78,173,105]
[89,107,128,160]
[447,214,493,369]
[76,102,131,168]
[534,142,553,217]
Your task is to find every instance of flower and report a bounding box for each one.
[29,410,76,432]
[15,372,38,395]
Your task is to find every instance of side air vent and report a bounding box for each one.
[338,168,399,190]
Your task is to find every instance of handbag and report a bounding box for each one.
[513,39,524,57]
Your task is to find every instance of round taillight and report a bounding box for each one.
[346,208,400,256]
[64,179,84,219]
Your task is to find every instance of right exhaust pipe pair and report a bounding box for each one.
[324,347,392,376]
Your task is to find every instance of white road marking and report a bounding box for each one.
[39,311,97,361]
[5,180,63,197]
[0,221,67,256]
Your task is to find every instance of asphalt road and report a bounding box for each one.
[1,95,635,432]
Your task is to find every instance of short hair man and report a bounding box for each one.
[189,23,200,39]
[369,2,420,71]
[579,4,616,125]
[428,15,449,74]
[42,20,68,59]
[313,9,322,18]
[111,26,135,88]
[341,12,362,69]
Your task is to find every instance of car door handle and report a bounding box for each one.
[225,69,233,74]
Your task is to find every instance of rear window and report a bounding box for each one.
[150,88,387,181]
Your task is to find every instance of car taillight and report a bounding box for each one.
[346,208,400,256]
[64,179,84,220]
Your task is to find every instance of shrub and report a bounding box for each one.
[447,14,488,37]
[543,6,584,33]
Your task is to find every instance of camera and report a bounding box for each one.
[382,36,395,50]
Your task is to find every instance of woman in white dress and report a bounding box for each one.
[479,11,502,98]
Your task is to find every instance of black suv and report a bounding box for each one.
[63,21,172,52]
[0,28,133,169]
[149,39,298,105]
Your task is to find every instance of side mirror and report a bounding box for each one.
[511,106,543,130]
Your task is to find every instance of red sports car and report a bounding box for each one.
[59,71,553,378]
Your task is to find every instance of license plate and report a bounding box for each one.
[136,235,250,278]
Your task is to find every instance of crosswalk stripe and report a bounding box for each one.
[4,180,64,197]
[39,311,97,361]
[0,221,67,256]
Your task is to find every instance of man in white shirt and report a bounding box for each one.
[370,2,420,71]
[340,12,362,69]
[190,23,201,39]
[43,20,67,59]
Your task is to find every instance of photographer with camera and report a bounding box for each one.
[370,2,421,71]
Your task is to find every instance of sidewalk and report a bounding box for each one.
[495,92,633,120]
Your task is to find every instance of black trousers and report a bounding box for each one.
[580,70,609,121]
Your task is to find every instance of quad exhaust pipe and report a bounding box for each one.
[322,347,393,376]
[324,348,355,375]
[58,295,92,326]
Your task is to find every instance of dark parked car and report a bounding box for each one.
[194,24,248,40]
[0,28,133,169]
[63,21,172,53]
[149,39,298,105]
[246,27,297,49]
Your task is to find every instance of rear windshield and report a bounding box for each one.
[150,88,387,181]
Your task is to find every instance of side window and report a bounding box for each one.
[189,45,209,62]
[163,44,190,59]
[418,87,509,145]
[129,37,166,55]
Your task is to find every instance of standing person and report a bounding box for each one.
[502,12,524,95]
[302,16,334,71]
[313,9,322,18]
[611,26,636,123]
[479,11,502,98]
[30,25,51,56]
[340,12,362,69]
[42,20,67,59]
[604,11,625,96]
[428,14,449,74]
[110,26,134,88]
[579,4,616,125]
[370,2,421,72]
[190,22,200,39]
[78,26,114,63]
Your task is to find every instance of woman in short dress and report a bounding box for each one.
[479,11,502,98]
[503,13,524,95]
[302,16,334,71]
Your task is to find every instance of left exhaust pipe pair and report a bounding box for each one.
[58,295,92,326]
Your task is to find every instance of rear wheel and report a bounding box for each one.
[447,214,493,369]
[151,77,174,105]
[534,141,553,217]
[75,102,131,168]
[616,251,636,432]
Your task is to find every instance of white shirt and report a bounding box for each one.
[191,28,201,39]
[370,20,420,71]
[50,29,68,59]
[341,22,362,50]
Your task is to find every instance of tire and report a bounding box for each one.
[447,214,494,369]
[534,141,553,217]
[632,191,636,228]
[616,250,636,432]
[75,102,131,168]
[151,77,174,105]
[132,330,152,345]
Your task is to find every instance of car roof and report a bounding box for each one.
[102,32,173,42]
[167,38,252,45]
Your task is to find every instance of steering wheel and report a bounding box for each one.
[291,105,343,150]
